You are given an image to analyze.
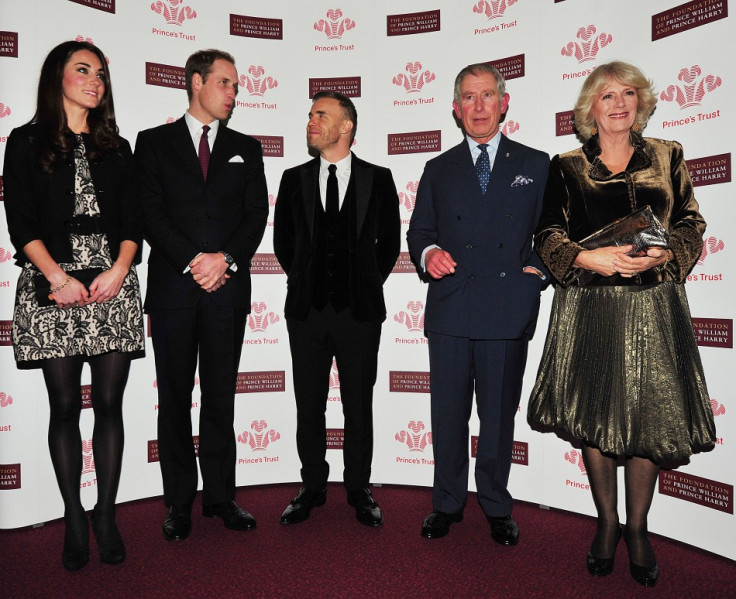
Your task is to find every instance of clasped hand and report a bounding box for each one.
[575,245,668,278]
[189,252,230,292]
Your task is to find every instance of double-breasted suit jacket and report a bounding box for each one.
[408,136,550,341]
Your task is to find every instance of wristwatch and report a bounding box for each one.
[219,251,238,273]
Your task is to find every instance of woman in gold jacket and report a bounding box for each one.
[528,61,715,587]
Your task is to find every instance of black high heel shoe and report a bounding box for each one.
[92,505,126,565]
[586,523,622,576]
[62,509,90,572]
[624,528,659,586]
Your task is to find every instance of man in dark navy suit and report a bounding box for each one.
[407,63,549,544]
[136,49,268,541]
[274,91,400,527]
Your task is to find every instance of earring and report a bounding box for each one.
[631,122,640,133]
[590,125,597,136]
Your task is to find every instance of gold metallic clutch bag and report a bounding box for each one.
[563,205,669,286]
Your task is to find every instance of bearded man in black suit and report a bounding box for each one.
[273,91,400,527]
[135,49,268,541]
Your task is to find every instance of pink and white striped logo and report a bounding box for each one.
[393,62,436,93]
[660,65,722,109]
[564,449,586,475]
[314,9,355,39]
[0,392,12,408]
[238,420,281,451]
[239,65,278,97]
[473,0,518,19]
[395,420,432,452]
[82,439,95,475]
[398,181,419,213]
[394,301,425,332]
[561,25,613,63]
[248,302,280,333]
[150,0,197,26]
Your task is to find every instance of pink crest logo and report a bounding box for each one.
[329,358,340,390]
[75,35,94,44]
[398,181,419,212]
[239,66,278,97]
[150,0,197,26]
[81,439,95,475]
[237,420,281,451]
[0,248,13,262]
[268,194,277,208]
[248,302,280,332]
[394,301,425,332]
[564,449,587,475]
[392,62,436,93]
[166,117,177,124]
[710,399,726,416]
[0,392,13,408]
[0,103,11,118]
[473,0,518,19]
[314,9,355,39]
[561,25,612,63]
[697,236,725,265]
[395,420,433,451]
[660,66,722,109]
[502,120,520,136]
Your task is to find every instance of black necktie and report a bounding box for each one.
[476,143,490,193]
[326,164,339,221]
[199,125,210,180]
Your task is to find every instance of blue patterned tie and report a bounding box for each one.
[476,143,490,194]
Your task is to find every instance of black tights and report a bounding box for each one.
[582,445,659,566]
[42,352,131,548]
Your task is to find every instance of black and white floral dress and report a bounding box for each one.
[12,135,144,364]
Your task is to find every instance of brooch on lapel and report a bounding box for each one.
[228,155,245,163]
[511,175,533,187]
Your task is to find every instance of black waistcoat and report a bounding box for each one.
[310,177,354,312]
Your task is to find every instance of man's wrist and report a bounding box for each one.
[219,250,238,273]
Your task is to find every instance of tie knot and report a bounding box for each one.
[477,143,489,151]
[328,164,337,174]
[202,125,210,135]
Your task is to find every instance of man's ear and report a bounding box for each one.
[452,100,462,120]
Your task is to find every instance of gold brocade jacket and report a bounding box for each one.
[534,134,705,286]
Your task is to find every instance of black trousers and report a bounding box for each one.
[149,294,247,507]
[286,304,382,492]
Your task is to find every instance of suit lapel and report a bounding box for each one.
[169,117,201,179]
[300,158,320,240]
[207,124,231,181]
[352,154,373,236]
[488,135,518,193]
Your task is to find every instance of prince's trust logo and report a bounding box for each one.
[245,302,281,347]
[395,420,433,452]
[561,25,612,63]
[314,9,355,40]
[151,0,197,26]
[394,301,425,333]
[564,449,589,494]
[237,420,281,452]
[660,65,722,110]
[0,102,10,118]
[393,62,436,94]
[473,0,518,19]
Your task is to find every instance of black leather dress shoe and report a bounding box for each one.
[280,488,327,525]
[162,505,192,541]
[347,489,384,527]
[488,515,519,546]
[421,510,463,539]
[203,500,256,530]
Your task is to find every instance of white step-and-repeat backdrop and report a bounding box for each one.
[1,0,733,559]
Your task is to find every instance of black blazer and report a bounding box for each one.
[135,117,269,311]
[273,154,401,322]
[3,123,141,266]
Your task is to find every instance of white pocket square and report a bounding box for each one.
[228,155,245,163]
[511,175,533,187]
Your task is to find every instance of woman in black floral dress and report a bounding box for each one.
[3,41,143,571]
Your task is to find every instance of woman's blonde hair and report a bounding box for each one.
[574,61,657,141]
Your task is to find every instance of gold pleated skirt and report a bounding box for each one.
[528,282,716,463]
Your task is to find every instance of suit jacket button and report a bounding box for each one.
[500,272,506,277]
[466,243,473,249]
